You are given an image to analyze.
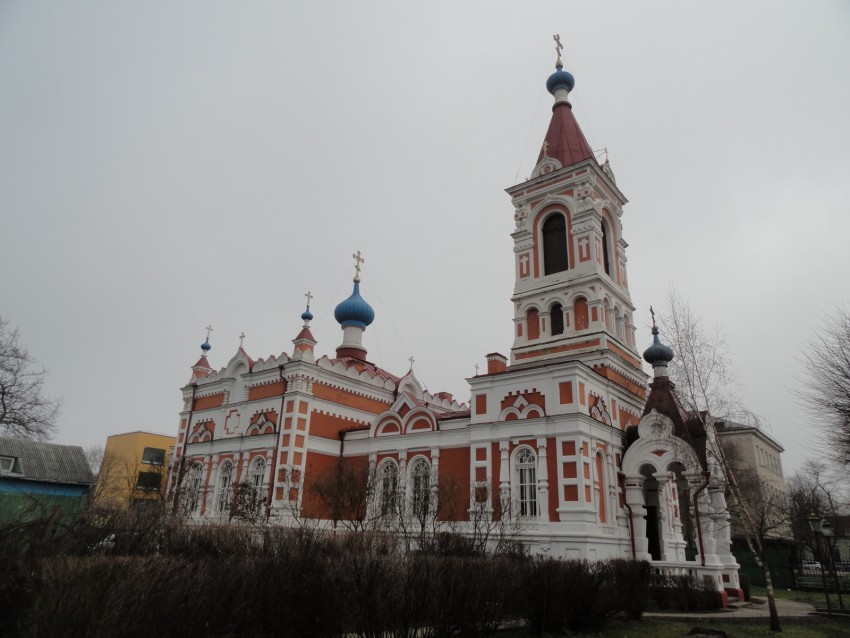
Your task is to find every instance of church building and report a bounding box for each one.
[167,48,742,602]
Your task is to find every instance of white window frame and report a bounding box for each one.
[408,456,431,520]
[377,459,399,518]
[249,457,267,514]
[513,446,538,519]
[216,461,234,514]
[185,462,204,513]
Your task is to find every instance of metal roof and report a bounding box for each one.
[0,437,95,485]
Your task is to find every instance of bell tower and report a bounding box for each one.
[506,52,640,378]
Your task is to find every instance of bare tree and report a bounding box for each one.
[0,317,61,441]
[229,480,265,524]
[661,289,782,632]
[309,457,381,532]
[787,461,848,609]
[722,443,790,549]
[84,445,105,475]
[796,307,850,468]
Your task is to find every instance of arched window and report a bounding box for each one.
[250,457,266,514]
[550,303,564,336]
[216,461,234,513]
[601,219,612,276]
[515,448,538,517]
[183,462,204,514]
[574,297,589,331]
[410,458,431,519]
[526,308,540,340]
[379,461,398,517]
[542,214,569,275]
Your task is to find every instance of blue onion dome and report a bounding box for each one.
[643,326,674,367]
[334,281,375,329]
[546,63,575,95]
[301,308,314,322]
[200,339,212,352]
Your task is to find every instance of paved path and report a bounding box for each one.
[645,596,816,619]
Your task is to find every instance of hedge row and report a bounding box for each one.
[0,510,710,637]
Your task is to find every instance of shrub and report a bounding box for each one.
[3,508,656,637]
[648,571,723,612]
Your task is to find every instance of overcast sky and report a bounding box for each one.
[2,1,848,476]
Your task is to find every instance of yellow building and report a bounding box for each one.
[95,431,175,509]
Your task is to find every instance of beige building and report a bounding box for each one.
[715,420,787,538]
[95,431,175,509]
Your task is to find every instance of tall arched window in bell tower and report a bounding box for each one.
[542,214,569,275]
[601,218,611,276]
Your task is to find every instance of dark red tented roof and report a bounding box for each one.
[537,102,594,168]
[294,326,316,342]
[192,356,211,369]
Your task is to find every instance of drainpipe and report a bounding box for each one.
[693,470,711,567]
[171,383,197,516]
[618,471,637,561]
[265,365,287,522]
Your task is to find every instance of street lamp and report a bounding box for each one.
[807,512,832,616]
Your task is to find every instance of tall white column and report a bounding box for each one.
[537,438,549,523]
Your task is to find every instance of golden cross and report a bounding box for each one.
[305,290,313,309]
[239,332,246,349]
[553,34,563,64]
[352,250,365,281]
[649,306,657,329]
[205,324,214,341]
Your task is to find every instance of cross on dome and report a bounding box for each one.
[239,332,246,349]
[200,324,213,354]
[553,34,563,65]
[305,290,313,309]
[649,305,657,330]
[352,250,365,282]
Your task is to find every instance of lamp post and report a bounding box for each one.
[807,512,832,616]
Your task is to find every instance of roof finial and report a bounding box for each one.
[553,34,563,67]
[301,291,314,324]
[205,324,214,341]
[541,140,549,157]
[475,363,480,376]
[649,306,657,331]
[200,324,213,354]
[409,355,415,370]
[352,250,365,283]
[239,332,246,349]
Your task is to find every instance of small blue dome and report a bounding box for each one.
[334,281,375,329]
[546,64,575,95]
[643,328,674,367]
[301,308,314,322]
[200,339,212,352]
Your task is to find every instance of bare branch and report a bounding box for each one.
[795,306,850,467]
[0,316,61,440]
